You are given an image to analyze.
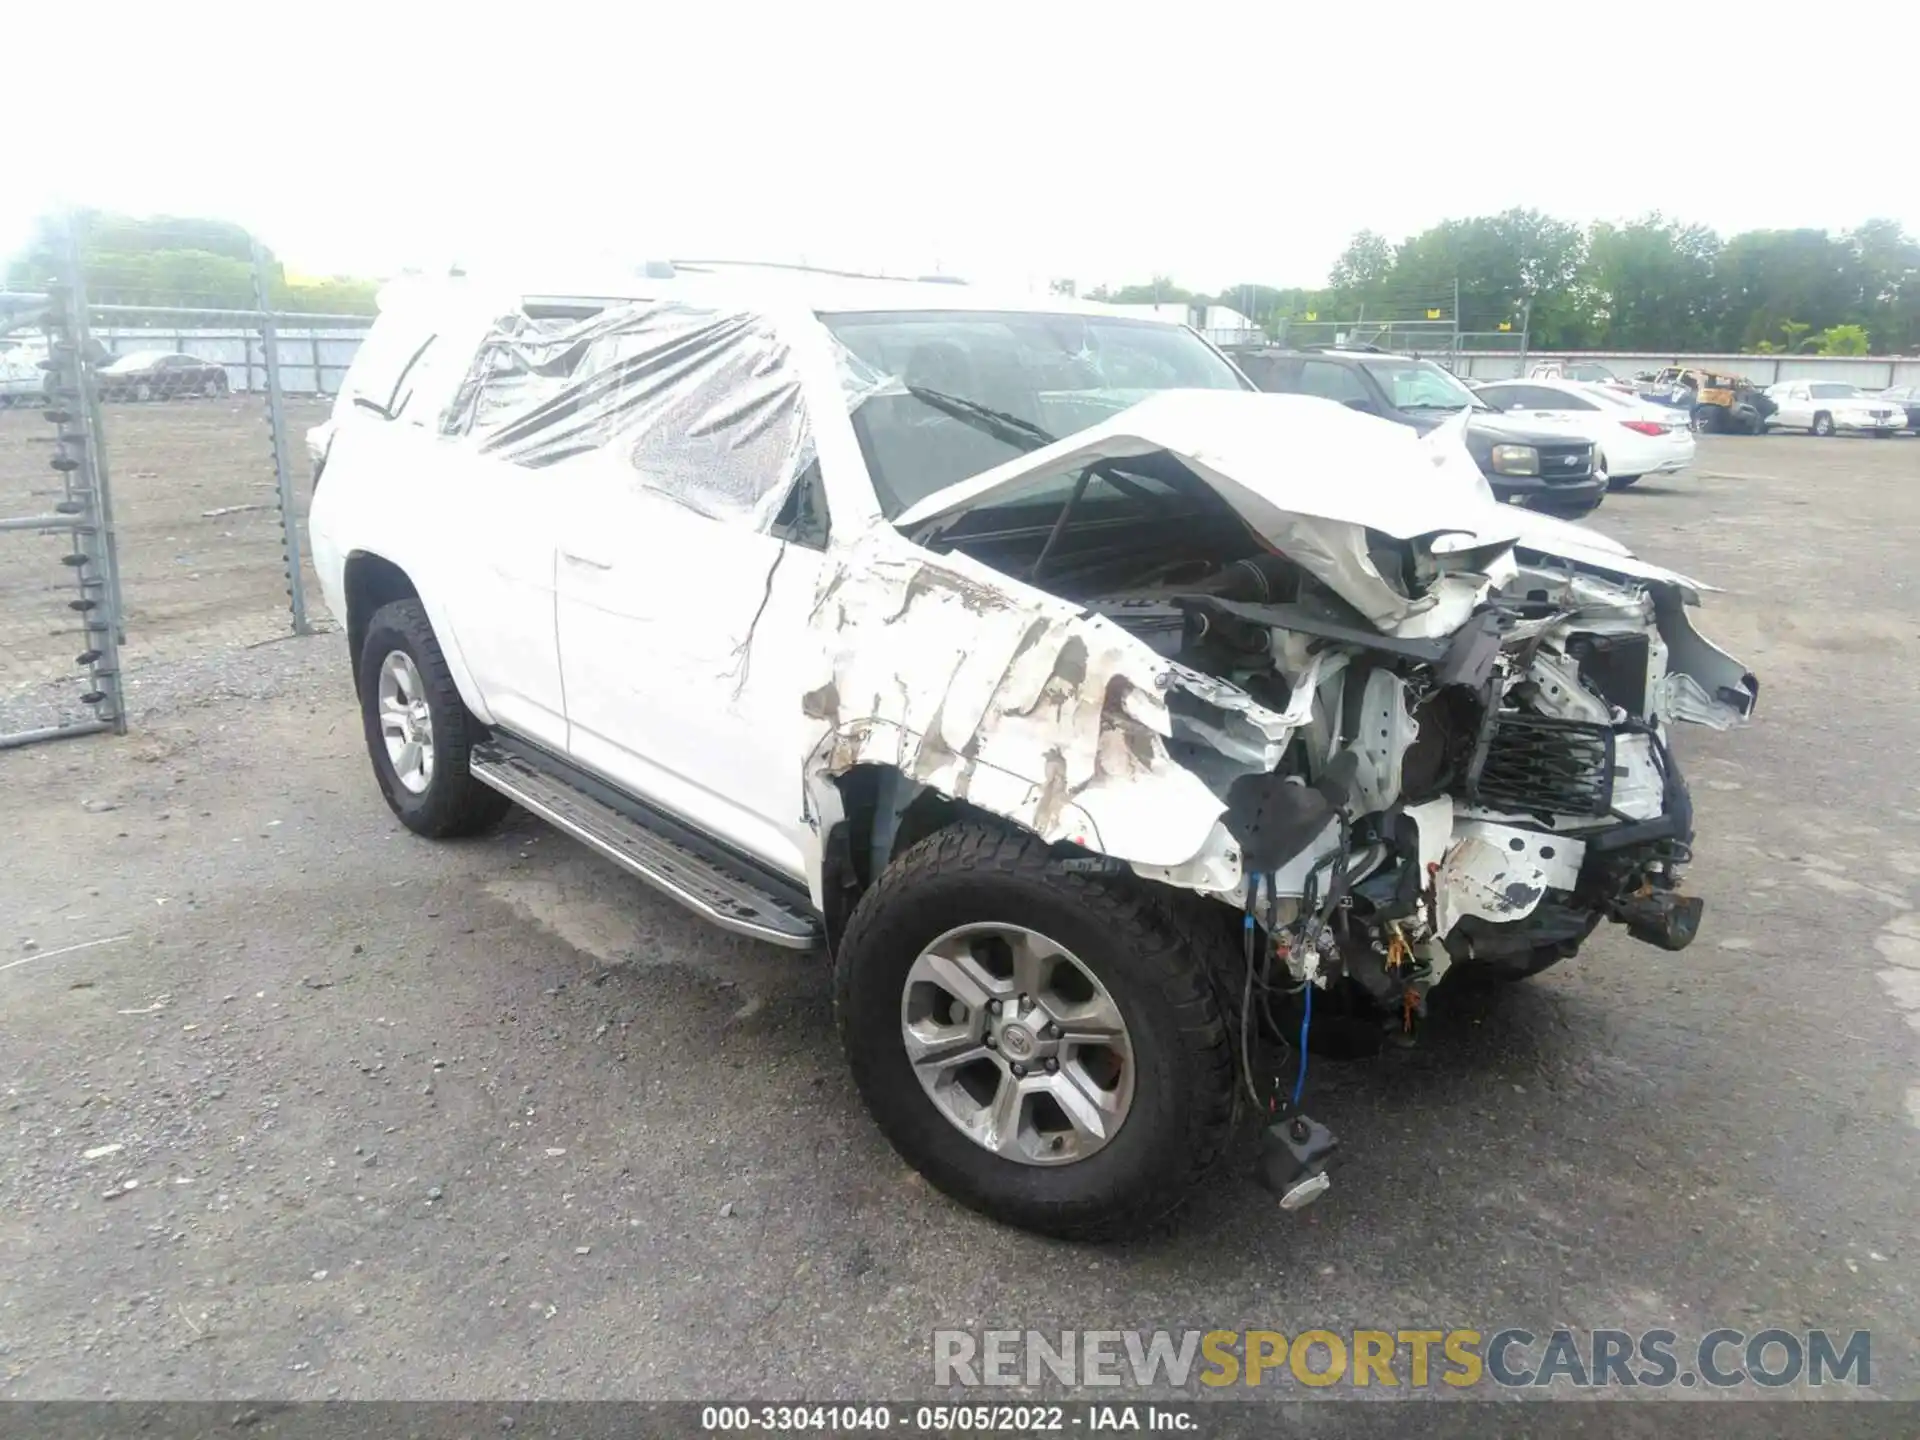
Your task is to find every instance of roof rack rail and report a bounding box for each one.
[670,258,958,284]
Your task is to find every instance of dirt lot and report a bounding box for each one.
[0,397,330,733]
[1,427,1919,1403]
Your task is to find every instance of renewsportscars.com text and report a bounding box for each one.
[932,1327,1870,1391]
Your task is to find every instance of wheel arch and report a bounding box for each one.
[816,764,990,955]
[341,550,487,719]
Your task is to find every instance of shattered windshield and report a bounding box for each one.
[821,310,1248,515]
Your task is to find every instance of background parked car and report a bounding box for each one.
[1233,346,1605,512]
[0,346,50,407]
[1635,366,1774,433]
[1762,381,1905,437]
[96,351,231,402]
[1528,359,1635,396]
[1872,384,1920,432]
[1475,377,1696,489]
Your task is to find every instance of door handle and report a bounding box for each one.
[560,549,613,571]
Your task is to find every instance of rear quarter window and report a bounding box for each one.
[337,314,440,423]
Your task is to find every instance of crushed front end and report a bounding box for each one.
[875,393,1757,1204]
[1094,541,1757,1036]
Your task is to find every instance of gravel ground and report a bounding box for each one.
[1,431,1917,1404]
[1,398,331,734]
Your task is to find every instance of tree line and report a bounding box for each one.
[4,212,379,317]
[1074,211,1920,356]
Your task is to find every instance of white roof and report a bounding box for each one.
[378,264,1129,321]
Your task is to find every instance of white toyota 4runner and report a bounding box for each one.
[310,266,1757,1238]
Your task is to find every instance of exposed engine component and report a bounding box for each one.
[1058,543,1728,1053]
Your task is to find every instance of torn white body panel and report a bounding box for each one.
[1433,835,1552,939]
[800,529,1303,885]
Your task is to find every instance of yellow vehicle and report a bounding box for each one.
[1637,367,1775,434]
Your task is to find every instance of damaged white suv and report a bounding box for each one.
[310,267,1757,1239]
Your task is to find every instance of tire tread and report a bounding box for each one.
[359,598,509,838]
[834,823,1236,1240]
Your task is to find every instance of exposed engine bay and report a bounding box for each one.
[810,391,1761,1213]
[920,450,1758,1047]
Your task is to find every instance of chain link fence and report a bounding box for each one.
[1,214,373,747]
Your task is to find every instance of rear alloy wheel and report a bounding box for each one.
[357,598,510,838]
[835,824,1235,1240]
[1812,412,1835,437]
[133,381,153,403]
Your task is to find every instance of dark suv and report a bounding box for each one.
[1231,347,1606,514]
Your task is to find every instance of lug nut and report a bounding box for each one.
[1043,1022,1061,1038]
[1043,1057,1058,1073]
[984,1033,997,1048]
[1010,1063,1027,1078]
[987,999,1003,1015]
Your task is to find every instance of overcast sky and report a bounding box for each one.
[7,1,1914,293]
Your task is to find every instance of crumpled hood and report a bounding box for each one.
[895,390,1708,628]
[897,390,1509,540]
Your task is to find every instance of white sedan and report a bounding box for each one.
[1762,381,1906,437]
[1474,377,1696,490]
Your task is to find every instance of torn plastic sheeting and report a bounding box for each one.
[803,535,1244,870]
[449,301,816,530]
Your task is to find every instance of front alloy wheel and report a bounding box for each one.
[902,923,1135,1166]
[835,823,1236,1240]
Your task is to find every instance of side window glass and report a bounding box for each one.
[769,459,831,550]
[1295,362,1370,404]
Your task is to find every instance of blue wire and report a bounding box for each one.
[1291,981,1312,1108]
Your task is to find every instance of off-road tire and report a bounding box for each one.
[1811,412,1835,437]
[834,823,1236,1240]
[358,598,510,838]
